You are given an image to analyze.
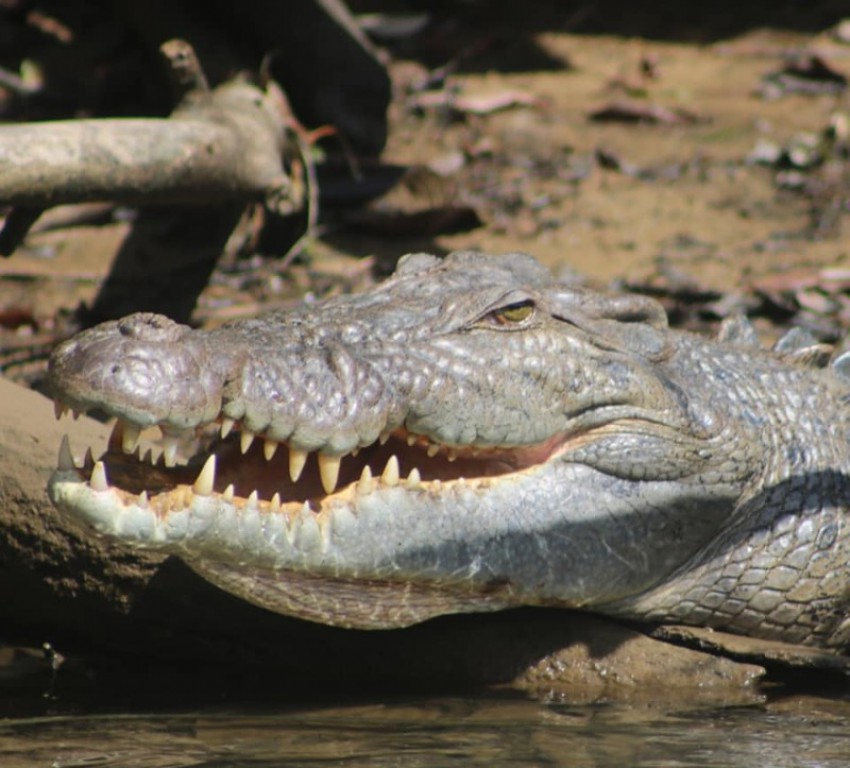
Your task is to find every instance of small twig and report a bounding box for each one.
[160,38,210,105]
[279,125,322,270]
[0,65,39,95]
[41,641,66,700]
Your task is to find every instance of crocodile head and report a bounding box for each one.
[48,251,761,629]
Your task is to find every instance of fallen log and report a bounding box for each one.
[0,40,298,253]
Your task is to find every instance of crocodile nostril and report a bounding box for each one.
[117,313,190,342]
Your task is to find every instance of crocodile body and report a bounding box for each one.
[47,251,850,650]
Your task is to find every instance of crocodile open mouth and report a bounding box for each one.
[54,404,562,514]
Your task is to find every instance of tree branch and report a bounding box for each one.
[0,39,300,257]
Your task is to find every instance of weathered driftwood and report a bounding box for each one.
[0,101,292,209]
[0,374,771,699]
[0,46,296,216]
[0,40,303,321]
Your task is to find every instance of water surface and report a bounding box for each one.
[2,643,850,767]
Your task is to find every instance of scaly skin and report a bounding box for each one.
[47,251,850,649]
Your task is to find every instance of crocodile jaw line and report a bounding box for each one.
[48,420,566,629]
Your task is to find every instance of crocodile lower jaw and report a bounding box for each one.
[48,421,544,628]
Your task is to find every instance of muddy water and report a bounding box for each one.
[3,680,850,767]
[3,697,850,767]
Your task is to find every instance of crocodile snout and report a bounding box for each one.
[49,313,224,430]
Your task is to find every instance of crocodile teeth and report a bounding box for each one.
[121,422,141,454]
[84,447,95,470]
[90,461,109,492]
[289,448,308,483]
[447,449,458,462]
[220,417,235,439]
[193,455,216,496]
[58,434,76,470]
[382,455,400,486]
[240,431,255,455]
[427,444,440,458]
[223,484,235,501]
[108,420,122,451]
[406,467,422,489]
[247,490,259,507]
[137,491,148,507]
[357,464,374,494]
[54,401,69,420]
[263,439,279,461]
[379,431,390,445]
[162,436,179,468]
[407,435,417,446]
[270,492,281,513]
[318,453,342,494]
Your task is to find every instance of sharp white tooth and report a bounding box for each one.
[220,417,235,439]
[382,455,400,486]
[108,420,122,450]
[407,435,417,446]
[90,461,108,492]
[138,491,148,507]
[427,444,440,458]
[357,465,374,494]
[54,401,69,420]
[84,447,95,469]
[318,453,342,494]
[247,490,259,507]
[379,431,390,445]
[447,449,458,462]
[289,448,308,482]
[432,479,442,491]
[406,467,422,489]
[270,492,281,513]
[240,431,255,455]
[193,455,216,496]
[122,423,141,454]
[58,435,76,470]
[351,447,360,457]
[263,439,279,461]
[223,484,235,501]
[142,448,154,465]
[163,436,179,468]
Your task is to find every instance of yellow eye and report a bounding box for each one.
[492,300,535,325]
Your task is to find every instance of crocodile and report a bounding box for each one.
[47,250,850,651]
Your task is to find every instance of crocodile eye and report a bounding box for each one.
[491,300,535,325]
